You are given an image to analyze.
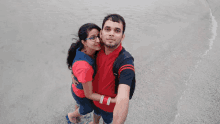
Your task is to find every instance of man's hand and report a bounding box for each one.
[71,74,79,86]
[113,84,130,124]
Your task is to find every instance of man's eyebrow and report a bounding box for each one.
[104,26,110,28]
[115,27,121,31]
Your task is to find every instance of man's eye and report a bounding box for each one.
[105,28,110,31]
[115,29,121,33]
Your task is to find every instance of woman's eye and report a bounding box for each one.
[90,36,95,40]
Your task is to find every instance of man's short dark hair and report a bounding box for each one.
[102,14,126,34]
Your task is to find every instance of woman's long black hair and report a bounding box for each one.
[67,23,101,70]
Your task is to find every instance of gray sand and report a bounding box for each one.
[0,0,220,123]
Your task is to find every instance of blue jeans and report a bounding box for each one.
[93,104,113,124]
[71,86,94,115]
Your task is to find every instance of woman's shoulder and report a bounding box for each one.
[73,60,91,68]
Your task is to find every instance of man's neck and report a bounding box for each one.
[104,44,120,55]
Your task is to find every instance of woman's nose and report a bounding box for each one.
[96,37,100,43]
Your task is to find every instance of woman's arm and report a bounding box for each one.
[82,80,116,103]
[71,61,115,103]
[71,74,79,86]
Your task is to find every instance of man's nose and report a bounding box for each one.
[109,30,114,36]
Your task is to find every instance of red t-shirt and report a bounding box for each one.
[72,61,94,98]
[93,44,122,112]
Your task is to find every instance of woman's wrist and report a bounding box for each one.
[99,95,116,105]
[110,97,116,103]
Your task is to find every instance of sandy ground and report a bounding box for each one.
[0,0,220,124]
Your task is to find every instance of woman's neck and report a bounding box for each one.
[81,48,96,59]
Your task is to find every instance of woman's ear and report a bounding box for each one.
[81,40,86,46]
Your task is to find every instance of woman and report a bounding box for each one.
[66,23,116,123]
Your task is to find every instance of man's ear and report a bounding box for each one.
[100,30,103,37]
[121,34,125,42]
[99,30,104,44]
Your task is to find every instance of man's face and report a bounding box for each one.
[100,20,125,49]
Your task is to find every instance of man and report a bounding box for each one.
[73,14,135,124]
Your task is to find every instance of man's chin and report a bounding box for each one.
[104,43,118,49]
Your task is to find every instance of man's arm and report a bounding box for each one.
[112,57,135,124]
[113,84,130,124]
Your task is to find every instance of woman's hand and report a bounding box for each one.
[71,74,79,86]
[111,95,118,103]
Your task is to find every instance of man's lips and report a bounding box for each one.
[107,39,114,41]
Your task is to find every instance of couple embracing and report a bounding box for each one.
[66,14,136,124]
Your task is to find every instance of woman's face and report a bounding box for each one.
[84,29,101,51]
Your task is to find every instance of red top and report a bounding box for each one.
[72,61,94,98]
[93,44,122,112]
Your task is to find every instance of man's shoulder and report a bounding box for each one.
[118,47,134,62]
[113,47,134,71]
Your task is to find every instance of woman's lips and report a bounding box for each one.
[95,44,101,47]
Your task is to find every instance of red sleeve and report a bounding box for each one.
[72,61,94,83]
